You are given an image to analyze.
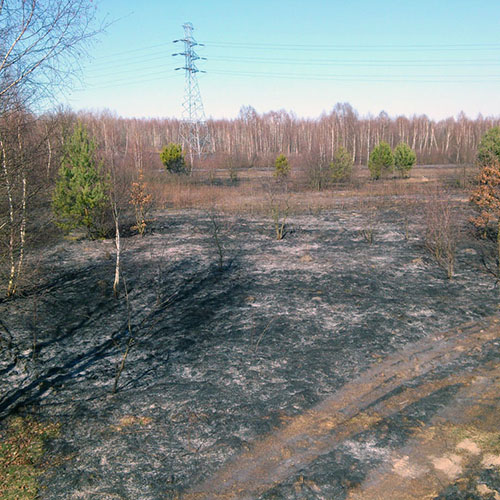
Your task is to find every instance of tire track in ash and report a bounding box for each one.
[347,361,500,499]
[184,317,500,500]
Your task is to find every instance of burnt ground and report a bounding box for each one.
[0,205,499,499]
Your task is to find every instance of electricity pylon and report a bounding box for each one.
[173,22,211,167]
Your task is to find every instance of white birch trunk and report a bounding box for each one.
[1,140,16,296]
[113,202,120,297]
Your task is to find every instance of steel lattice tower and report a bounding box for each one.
[173,22,210,166]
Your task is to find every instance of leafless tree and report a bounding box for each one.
[424,192,458,279]
[0,111,27,295]
[0,0,103,107]
[0,0,104,296]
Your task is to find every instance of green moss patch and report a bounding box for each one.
[0,416,60,500]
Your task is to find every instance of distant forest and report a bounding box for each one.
[60,102,500,168]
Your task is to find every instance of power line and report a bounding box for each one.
[75,37,500,94]
[75,72,177,91]
[209,55,500,66]
[206,40,500,48]
[86,53,500,77]
[82,51,500,82]
[209,69,500,83]
[93,41,173,61]
[205,40,500,52]
[88,51,177,70]
[87,39,499,65]
[83,40,498,73]
[85,61,177,80]
[76,65,498,93]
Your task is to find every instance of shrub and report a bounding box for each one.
[52,123,109,239]
[160,143,187,174]
[477,127,500,167]
[330,146,353,183]
[129,171,152,236]
[305,151,330,190]
[368,142,394,180]
[266,184,290,240]
[425,194,457,280]
[470,160,500,275]
[393,142,416,178]
[274,153,290,179]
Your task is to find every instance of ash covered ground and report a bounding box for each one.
[1,207,499,499]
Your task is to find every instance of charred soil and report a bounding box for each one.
[1,205,499,499]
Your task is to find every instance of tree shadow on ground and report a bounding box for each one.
[0,253,249,419]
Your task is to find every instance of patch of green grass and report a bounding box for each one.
[0,416,60,499]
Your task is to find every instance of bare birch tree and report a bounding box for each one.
[0,0,103,296]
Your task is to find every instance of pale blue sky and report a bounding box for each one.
[63,0,500,120]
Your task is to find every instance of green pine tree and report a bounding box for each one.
[52,123,109,239]
[330,146,353,183]
[274,154,290,179]
[368,142,394,180]
[477,127,500,167]
[393,142,416,178]
[160,143,187,174]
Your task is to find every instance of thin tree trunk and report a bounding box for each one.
[112,201,120,297]
[45,124,52,178]
[1,139,16,296]
[12,125,26,295]
[13,170,26,295]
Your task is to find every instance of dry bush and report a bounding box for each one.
[424,192,458,279]
[357,184,381,244]
[303,150,331,191]
[469,161,500,277]
[444,163,477,190]
[207,210,226,270]
[265,181,291,240]
[129,171,152,236]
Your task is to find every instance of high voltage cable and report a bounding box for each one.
[77,37,500,91]
[84,41,499,73]
[205,41,500,52]
[209,56,500,67]
[86,52,500,74]
[87,39,500,64]
[77,66,498,91]
[85,61,177,80]
[205,40,500,48]
[92,41,172,61]
[88,50,178,70]
[76,72,177,91]
[209,69,500,83]
[83,58,499,83]
[83,64,498,83]
[83,54,499,81]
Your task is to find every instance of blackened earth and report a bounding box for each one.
[1,206,499,499]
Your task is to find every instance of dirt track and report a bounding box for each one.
[186,317,500,499]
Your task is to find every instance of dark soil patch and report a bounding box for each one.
[0,207,499,499]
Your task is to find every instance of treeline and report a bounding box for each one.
[61,103,500,168]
